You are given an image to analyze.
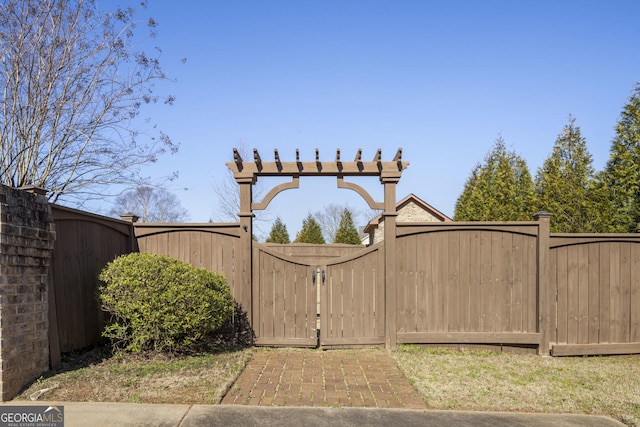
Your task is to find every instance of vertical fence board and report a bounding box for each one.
[469,231,481,331]
[363,252,375,338]
[376,246,385,337]
[397,235,412,332]
[631,243,640,342]
[274,256,287,339]
[294,265,308,339]
[262,254,275,339]
[578,244,589,344]
[436,232,449,331]
[567,244,579,344]
[352,256,365,337]
[479,231,492,331]
[549,244,558,343]
[502,232,513,332]
[417,233,431,332]
[588,244,600,344]
[448,231,460,332]
[491,231,503,332]
[599,243,611,343]
[555,246,568,343]
[526,234,537,333]
[459,231,470,332]
[610,243,622,342]
[620,243,631,342]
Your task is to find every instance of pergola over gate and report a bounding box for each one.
[227,148,409,348]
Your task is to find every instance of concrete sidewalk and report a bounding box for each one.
[2,401,627,426]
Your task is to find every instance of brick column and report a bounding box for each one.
[0,185,56,400]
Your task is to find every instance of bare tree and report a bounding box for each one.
[0,0,178,206]
[108,186,189,222]
[212,145,272,232]
[314,203,344,243]
[315,203,379,243]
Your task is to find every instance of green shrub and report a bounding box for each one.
[98,253,235,353]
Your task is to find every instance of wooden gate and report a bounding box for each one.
[252,244,318,346]
[253,242,385,348]
[321,243,385,347]
[229,148,408,349]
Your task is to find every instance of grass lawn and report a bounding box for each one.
[13,344,640,426]
[15,346,252,405]
[392,345,640,426]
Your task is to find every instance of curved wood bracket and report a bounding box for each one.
[337,177,384,210]
[252,176,300,211]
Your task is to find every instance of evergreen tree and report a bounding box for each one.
[265,217,290,243]
[334,209,362,244]
[454,136,535,221]
[534,116,595,232]
[592,83,640,232]
[295,214,325,244]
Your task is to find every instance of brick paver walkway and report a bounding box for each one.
[221,348,426,409]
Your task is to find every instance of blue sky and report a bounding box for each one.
[105,1,640,239]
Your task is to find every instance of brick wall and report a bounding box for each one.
[0,186,55,401]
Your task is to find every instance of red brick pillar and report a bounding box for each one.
[0,186,56,400]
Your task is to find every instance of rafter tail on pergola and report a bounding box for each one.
[226,148,409,179]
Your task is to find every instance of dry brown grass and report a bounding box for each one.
[12,344,640,426]
[15,346,252,404]
[392,345,640,426]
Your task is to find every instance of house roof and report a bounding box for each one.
[363,193,452,233]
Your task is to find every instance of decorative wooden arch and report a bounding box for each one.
[226,148,409,348]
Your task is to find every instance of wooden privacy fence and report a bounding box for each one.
[48,205,134,366]
[549,234,640,356]
[395,223,541,349]
[46,205,640,360]
[134,222,242,303]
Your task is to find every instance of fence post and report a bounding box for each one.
[119,213,139,253]
[534,212,552,356]
[382,174,400,349]
[237,177,255,327]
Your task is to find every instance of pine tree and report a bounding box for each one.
[294,214,325,244]
[454,136,535,221]
[534,116,595,232]
[592,83,640,232]
[265,217,290,243]
[334,209,362,245]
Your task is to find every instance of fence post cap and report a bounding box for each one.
[533,211,552,220]
[120,213,140,223]
[18,185,48,196]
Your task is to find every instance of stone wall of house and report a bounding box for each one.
[0,186,55,400]
[369,201,442,245]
